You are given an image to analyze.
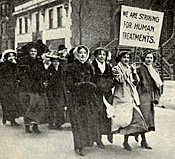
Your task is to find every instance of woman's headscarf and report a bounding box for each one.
[73,45,90,63]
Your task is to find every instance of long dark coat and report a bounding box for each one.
[18,57,48,124]
[92,60,113,135]
[66,59,101,150]
[0,61,20,121]
[137,64,162,131]
[47,64,65,127]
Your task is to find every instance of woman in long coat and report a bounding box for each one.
[0,49,20,126]
[66,45,103,156]
[18,42,48,133]
[112,49,148,151]
[137,51,163,149]
[92,47,113,143]
[47,53,65,130]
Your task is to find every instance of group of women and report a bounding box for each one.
[0,42,163,156]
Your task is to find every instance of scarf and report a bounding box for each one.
[95,59,106,73]
[73,45,89,64]
[144,64,163,88]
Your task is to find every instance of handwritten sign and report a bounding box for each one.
[119,5,164,49]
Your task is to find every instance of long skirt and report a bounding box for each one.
[1,85,20,121]
[69,102,101,150]
[139,93,155,131]
[19,91,49,124]
[111,97,148,135]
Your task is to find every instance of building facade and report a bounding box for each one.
[13,0,72,50]
[0,0,15,53]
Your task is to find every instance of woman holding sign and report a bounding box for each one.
[137,50,163,149]
[111,48,147,151]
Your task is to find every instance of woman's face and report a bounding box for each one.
[29,48,37,59]
[52,59,59,67]
[145,53,153,65]
[96,50,106,64]
[77,48,88,62]
[7,53,16,62]
[121,53,130,65]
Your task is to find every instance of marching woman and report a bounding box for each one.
[47,52,66,130]
[18,42,48,133]
[137,51,163,149]
[0,49,20,126]
[92,47,113,143]
[66,45,102,156]
[111,48,148,151]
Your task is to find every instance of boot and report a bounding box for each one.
[75,148,85,156]
[107,133,113,143]
[96,141,105,149]
[32,124,41,134]
[25,125,32,133]
[123,135,132,151]
[2,116,6,125]
[141,133,152,149]
[11,120,20,126]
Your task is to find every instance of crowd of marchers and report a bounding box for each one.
[0,41,163,156]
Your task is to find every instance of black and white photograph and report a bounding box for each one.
[0,0,175,158]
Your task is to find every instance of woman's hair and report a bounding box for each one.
[115,49,132,63]
[4,52,16,61]
[77,45,89,53]
[141,51,156,62]
[94,48,108,61]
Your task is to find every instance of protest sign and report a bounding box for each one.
[119,5,164,49]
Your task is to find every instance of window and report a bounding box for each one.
[57,7,62,27]
[24,17,28,33]
[36,13,39,32]
[19,18,22,34]
[49,9,53,29]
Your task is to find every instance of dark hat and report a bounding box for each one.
[58,44,67,51]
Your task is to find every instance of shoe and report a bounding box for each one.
[134,134,139,142]
[75,148,85,156]
[2,118,6,125]
[141,141,152,149]
[13,121,20,126]
[123,142,132,151]
[25,125,32,133]
[32,124,41,134]
[97,141,105,149]
[107,133,113,143]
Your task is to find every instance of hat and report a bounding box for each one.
[46,50,66,61]
[58,44,67,51]
[1,49,17,62]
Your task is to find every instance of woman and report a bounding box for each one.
[18,42,48,133]
[112,48,148,151]
[47,52,65,130]
[92,47,113,143]
[137,51,163,149]
[0,49,20,126]
[66,45,102,156]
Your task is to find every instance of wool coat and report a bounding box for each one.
[137,64,162,131]
[0,61,20,121]
[92,59,113,136]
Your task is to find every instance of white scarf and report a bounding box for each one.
[73,45,90,64]
[144,64,163,88]
[96,59,106,74]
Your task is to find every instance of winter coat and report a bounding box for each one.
[137,64,162,131]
